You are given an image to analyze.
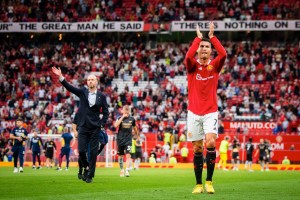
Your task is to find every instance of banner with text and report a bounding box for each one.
[0,21,144,32]
[223,121,277,130]
[1,20,299,32]
[172,20,300,31]
[1,120,15,129]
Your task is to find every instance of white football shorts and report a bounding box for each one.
[186,110,218,141]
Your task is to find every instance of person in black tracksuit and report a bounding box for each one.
[245,138,254,171]
[264,140,271,171]
[43,136,57,168]
[30,130,43,169]
[231,139,240,171]
[115,105,139,177]
[255,138,268,171]
[10,118,28,173]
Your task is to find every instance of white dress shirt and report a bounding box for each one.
[88,92,96,107]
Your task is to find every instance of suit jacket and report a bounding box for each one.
[61,79,109,129]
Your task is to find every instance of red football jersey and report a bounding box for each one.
[185,36,227,115]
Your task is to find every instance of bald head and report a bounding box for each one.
[87,74,98,92]
[87,74,97,81]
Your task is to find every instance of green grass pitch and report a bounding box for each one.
[0,167,299,200]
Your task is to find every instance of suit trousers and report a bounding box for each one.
[78,126,100,178]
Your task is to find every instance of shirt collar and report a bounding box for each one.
[89,91,97,95]
[197,59,211,66]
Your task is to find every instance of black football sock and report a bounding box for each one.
[206,147,216,181]
[194,152,204,184]
[13,154,18,168]
[37,155,41,166]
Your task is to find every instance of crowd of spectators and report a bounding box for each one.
[0,1,299,156]
[0,32,299,140]
[0,0,299,23]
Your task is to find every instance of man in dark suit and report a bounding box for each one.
[52,67,109,183]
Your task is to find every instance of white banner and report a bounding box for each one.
[0,20,299,32]
[172,20,300,31]
[0,21,144,32]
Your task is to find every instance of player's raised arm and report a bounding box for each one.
[52,66,63,79]
[208,21,214,39]
[185,25,203,73]
[52,66,81,96]
[208,22,227,72]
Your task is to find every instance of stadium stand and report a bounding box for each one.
[0,0,299,22]
[0,0,299,163]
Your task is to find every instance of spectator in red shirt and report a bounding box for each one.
[132,73,139,86]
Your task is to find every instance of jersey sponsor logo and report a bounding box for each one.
[196,74,214,81]
[122,121,132,128]
[15,129,25,137]
[122,122,132,128]
[32,138,39,143]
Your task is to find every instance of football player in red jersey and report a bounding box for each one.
[185,22,227,194]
